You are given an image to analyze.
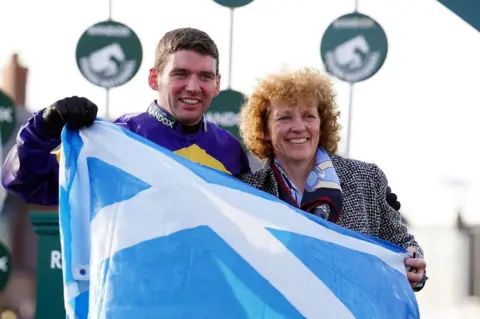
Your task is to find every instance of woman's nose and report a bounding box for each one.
[290,117,307,132]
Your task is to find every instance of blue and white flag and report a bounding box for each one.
[59,120,419,319]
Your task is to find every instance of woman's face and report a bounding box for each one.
[266,101,320,165]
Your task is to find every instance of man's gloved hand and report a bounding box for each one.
[386,186,401,211]
[42,96,98,137]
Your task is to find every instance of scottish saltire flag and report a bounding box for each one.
[58,120,419,319]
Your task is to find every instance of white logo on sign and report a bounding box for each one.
[325,35,380,83]
[0,256,8,272]
[79,43,137,88]
[0,107,13,123]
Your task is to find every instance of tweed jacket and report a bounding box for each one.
[239,154,424,258]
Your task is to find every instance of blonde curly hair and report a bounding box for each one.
[239,67,342,160]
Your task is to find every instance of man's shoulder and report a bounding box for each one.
[114,111,149,126]
[204,120,242,147]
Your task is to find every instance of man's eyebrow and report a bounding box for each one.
[169,68,216,77]
[170,67,188,73]
[200,70,216,76]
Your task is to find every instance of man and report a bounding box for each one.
[1,27,250,206]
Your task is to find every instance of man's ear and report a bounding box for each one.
[214,73,221,97]
[148,68,159,91]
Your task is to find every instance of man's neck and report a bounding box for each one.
[276,157,315,194]
[181,122,202,134]
[155,100,203,134]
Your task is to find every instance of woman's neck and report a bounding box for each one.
[276,156,315,194]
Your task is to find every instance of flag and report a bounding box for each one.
[59,120,420,319]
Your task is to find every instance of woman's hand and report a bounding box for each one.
[405,247,427,290]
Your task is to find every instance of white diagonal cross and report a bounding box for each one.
[68,122,406,318]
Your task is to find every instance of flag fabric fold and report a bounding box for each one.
[58,120,419,319]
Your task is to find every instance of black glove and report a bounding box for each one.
[42,96,98,137]
[386,186,401,211]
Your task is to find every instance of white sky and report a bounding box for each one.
[1,0,479,226]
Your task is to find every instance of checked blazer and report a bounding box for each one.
[239,154,424,258]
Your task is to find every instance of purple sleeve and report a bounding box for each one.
[1,110,61,205]
[1,113,132,206]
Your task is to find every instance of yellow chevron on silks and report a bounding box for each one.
[174,144,231,175]
[52,149,61,162]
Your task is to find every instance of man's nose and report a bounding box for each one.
[186,76,201,93]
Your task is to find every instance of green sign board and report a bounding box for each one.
[76,20,143,89]
[213,0,254,8]
[320,12,388,83]
[0,90,16,145]
[0,241,12,292]
[206,89,245,141]
[30,212,66,319]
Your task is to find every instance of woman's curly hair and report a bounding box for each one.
[239,67,342,160]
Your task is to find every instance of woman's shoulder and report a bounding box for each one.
[238,160,278,195]
[331,154,380,174]
[330,154,388,188]
[238,162,273,185]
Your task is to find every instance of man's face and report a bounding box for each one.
[149,50,221,126]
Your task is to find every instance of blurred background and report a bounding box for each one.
[0,0,479,318]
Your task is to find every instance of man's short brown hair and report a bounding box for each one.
[154,27,220,75]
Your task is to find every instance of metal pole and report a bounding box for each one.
[345,0,359,157]
[228,8,234,89]
[105,88,110,120]
[345,84,354,157]
[108,0,112,20]
[105,0,112,120]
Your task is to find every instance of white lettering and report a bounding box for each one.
[161,117,174,128]
[0,107,13,123]
[149,110,174,128]
[333,17,375,29]
[0,256,8,272]
[50,250,62,269]
[206,112,239,127]
[87,25,131,37]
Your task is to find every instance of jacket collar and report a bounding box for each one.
[147,101,208,133]
[260,154,350,194]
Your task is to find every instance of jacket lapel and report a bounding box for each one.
[331,155,356,218]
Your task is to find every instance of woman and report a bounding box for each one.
[238,67,427,290]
